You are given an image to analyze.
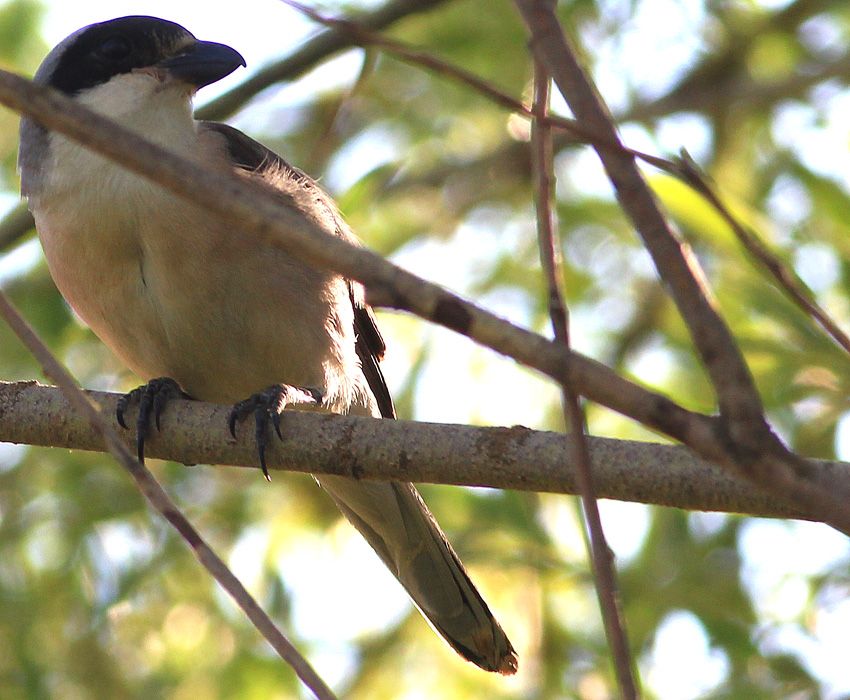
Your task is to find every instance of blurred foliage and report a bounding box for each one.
[3,0,850,697]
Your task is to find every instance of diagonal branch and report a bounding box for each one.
[281,0,674,171]
[0,300,337,700]
[513,0,763,426]
[673,153,850,356]
[3,67,850,534]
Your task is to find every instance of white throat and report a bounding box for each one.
[36,73,199,208]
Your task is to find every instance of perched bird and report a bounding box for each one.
[19,16,517,674]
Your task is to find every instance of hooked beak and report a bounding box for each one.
[157,40,246,89]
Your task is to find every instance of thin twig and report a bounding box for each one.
[281,0,671,169]
[531,60,638,698]
[197,0,449,120]
[674,152,850,356]
[513,0,764,428]
[0,295,337,700]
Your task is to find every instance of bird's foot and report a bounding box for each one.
[117,377,191,463]
[228,384,323,481]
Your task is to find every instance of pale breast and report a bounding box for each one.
[31,130,358,406]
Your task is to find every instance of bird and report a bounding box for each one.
[18,16,517,674]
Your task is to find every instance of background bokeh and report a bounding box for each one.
[2,0,850,697]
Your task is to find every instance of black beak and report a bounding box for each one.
[158,40,245,89]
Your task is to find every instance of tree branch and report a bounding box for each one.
[512,0,850,534]
[0,68,713,457]
[4,380,848,521]
[513,1,763,425]
[3,64,850,532]
[530,57,638,696]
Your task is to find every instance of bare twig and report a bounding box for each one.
[282,0,551,117]
[0,298,337,700]
[281,0,672,169]
[531,60,638,698]
[197,0,449,120]
[0,202,33,252]
[513,0,763,426]
[674,152,850,356]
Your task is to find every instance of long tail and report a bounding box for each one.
[317,475,517,674]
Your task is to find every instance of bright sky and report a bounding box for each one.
[6,1,850,697]
[41,0,310,68]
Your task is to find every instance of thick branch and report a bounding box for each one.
[0,68,720,457]
[4,380,847,521]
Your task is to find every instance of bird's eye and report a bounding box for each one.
[97,36,132,61]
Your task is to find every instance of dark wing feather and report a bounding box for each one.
[202,121,309,180]
[350,284,396,419]
[202,121,396,419]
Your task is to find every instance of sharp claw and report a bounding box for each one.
[117,378,188,465]
[257,420,271,481]
[230,384,319,481]
[117,391,134,429]
[136,431,145,463]
[260,452,271,482]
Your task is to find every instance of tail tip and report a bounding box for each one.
[467,625,518,674]
[496,650,519,675]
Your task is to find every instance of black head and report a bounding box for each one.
[19,17,245,196]
[37,16,245,95]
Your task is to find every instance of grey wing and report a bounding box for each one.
[202,121,395,419]
[201,120,310,181]
[350,282,396,419]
